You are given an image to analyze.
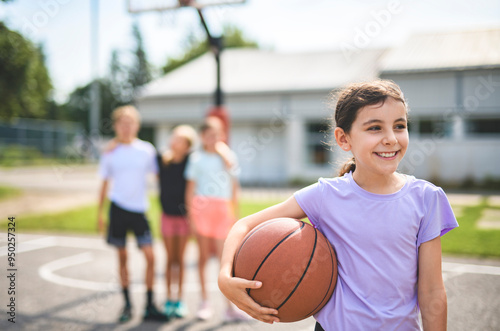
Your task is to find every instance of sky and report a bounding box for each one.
[1,0,500,103]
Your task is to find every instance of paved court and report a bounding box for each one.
[0,233,499,331]
[1,166,500,330]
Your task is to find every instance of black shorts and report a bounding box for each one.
[107,202,152,248]
[314,322,325,331]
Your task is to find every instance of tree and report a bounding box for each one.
[162,25,258,74]
[128,23,152,96]
[62,78,118,135]
[0,23,52,120]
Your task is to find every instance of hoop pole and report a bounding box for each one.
[197,8,223,106]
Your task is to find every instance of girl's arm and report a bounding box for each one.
[185,180,197,234]
[231,178,240,220]
[215,141,234,169]
[97,179,109,233]
[218,196,307,324]
[418,236,447,331]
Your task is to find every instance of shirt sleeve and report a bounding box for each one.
[417,187,459,247]
[293,179,325,230]
[98,153,111,179]
[184,153,197,181]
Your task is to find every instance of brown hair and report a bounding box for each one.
[111,105,141,124]
[332,80,408,176]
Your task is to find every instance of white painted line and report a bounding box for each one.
[38,251,219,293]
[442,262,500,276]
[38,252,119,292]
[0,236,57,257]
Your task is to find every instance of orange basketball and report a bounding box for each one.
[233,218,338,322]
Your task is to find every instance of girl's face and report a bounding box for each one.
[336,97,409,177]
[201,127,220,150]
[170,132,190,155]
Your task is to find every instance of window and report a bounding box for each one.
[306,122,330,166]
[416,118,452,137]
[466,118,500,135]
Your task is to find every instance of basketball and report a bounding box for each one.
[233,218,338,322]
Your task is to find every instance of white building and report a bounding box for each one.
[137,28,500,186]
[381,28,500,185]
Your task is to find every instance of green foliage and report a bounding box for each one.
[60,23,152,134]
[128,23,152,89]
[0,23,52,120]
[0,144,43,166]
[162,25,258,74]
[61,79,121,135]
[0,185,21,201]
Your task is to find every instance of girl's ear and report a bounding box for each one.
[334,127,351,151]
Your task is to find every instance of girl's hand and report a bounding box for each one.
[215,141,235,169]
[103,138,119,153]
[218,273,280,324]
[97,214,105,234]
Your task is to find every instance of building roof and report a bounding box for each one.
[380,28,500,74]
[138,48,385,99]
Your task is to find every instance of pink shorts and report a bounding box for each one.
[161,214,190,237]
[190,196,234,239]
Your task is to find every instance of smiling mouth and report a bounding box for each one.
[375,151,398,158]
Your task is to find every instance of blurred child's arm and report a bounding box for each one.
[97,179,109,234]
[418,236,447,331]
[218,196,307,324]
[185,180,196,234]
[215,141,234,169]
[231,178,240,220]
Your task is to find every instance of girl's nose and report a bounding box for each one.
[383,131,398,145]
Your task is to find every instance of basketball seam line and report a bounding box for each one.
[304,229,337,318]
[233,219,284,277]
[247,221,305,296]
[276,225,318,310]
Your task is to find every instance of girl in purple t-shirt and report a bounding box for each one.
[218,80,458,330]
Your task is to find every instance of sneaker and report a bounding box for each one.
[144,304,170,322]
[118,305,132,323]
[196,301,213,321]
[173,301,188,318]
[164,300,175,318]
[223,306,253,323]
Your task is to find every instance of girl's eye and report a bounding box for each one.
[395,124,407,130]
[368,126,381,131]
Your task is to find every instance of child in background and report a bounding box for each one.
[158,125,197,319]
[97,105,168,323]
[218,80,459,330]
[185,118,248,322]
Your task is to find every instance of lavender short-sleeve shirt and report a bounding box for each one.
[294,172,458,330]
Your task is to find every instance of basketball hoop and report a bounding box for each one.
[127,0,246,13]
[126,0,247,144]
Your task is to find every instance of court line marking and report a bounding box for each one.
[0,236,57,256]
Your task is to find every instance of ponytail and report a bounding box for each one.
[339,157,356,177]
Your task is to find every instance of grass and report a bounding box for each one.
[441,199,500,258]
[5,195,500,258]
[0,185,22,201]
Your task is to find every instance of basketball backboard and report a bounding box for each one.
[127,0,246,13]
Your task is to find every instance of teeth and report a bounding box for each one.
[377,152,396,158]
